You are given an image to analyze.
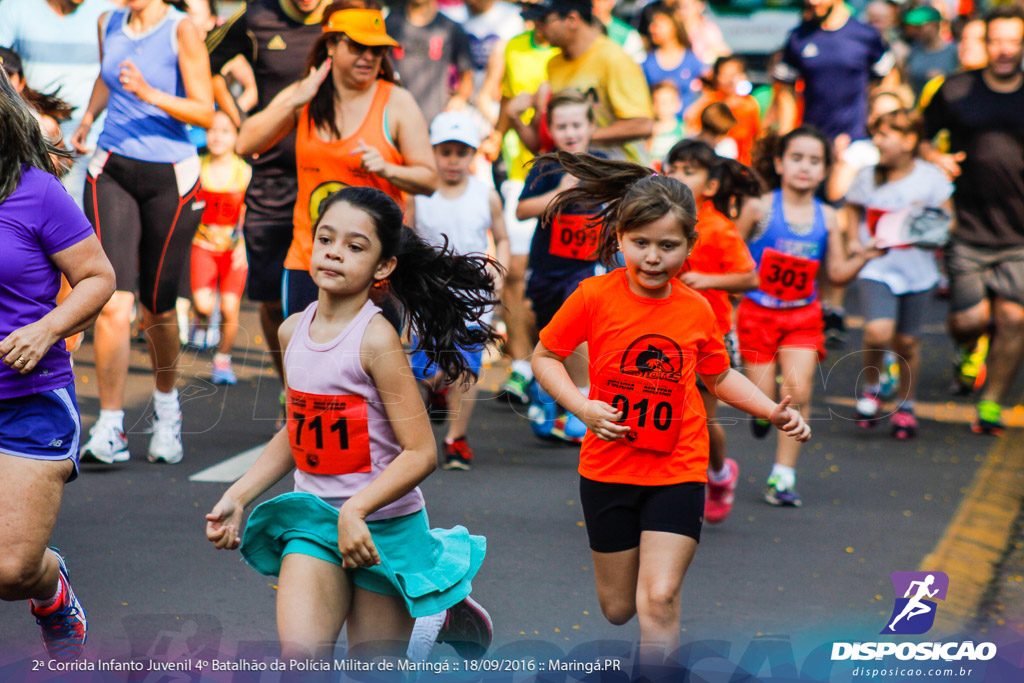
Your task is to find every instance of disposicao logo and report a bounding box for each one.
[881,571,948,635]
[831,570,998,663]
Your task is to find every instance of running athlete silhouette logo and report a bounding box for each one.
[620,335,685,382]
[881,571,949,635]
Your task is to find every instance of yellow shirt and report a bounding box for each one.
[546,35,653,165]
[194,154,252,252]
[501,31,558,181]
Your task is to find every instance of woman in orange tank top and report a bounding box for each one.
[237,4,438,316]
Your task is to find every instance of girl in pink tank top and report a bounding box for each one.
[205,186,502,662]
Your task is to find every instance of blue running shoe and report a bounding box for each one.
[211,358,237,385]
[551,411,586,443]
[527,383,558,440]
[32,549,87,661]
[763,476,802,507]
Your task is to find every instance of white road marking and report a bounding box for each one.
[189,442,268,482]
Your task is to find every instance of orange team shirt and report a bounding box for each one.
[284,80,405,272]
[682,202,757,338]
[539,269,730,485]
[687,92,761,165]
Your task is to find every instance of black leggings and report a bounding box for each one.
[85,150,203,314]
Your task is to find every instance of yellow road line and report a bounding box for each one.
[919,429,1024,635]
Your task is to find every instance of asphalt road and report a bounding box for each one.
[2,283,1022,682]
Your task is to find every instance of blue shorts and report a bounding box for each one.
[408,335,484,382]
[0,383,81,482]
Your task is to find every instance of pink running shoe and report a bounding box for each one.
[31,549,87,661]
[438,596,492,659]
[705,458,739,524]
[890,408,918,440]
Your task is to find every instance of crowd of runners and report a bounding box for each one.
[2,0,1023,670]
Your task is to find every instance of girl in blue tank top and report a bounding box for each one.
[739,127,877,508]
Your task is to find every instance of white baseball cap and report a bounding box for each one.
[429,111,480,149]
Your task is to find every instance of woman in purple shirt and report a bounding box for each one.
[0,71,115,661]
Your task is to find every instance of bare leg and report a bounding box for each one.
[980,299,1024,405]
[94,291,135,411]
[218,293,243,356]
[276,553,350,660]
[893,334,920,405]
[0,455,74,602]
[141,307,183,394]
[192,288,216,329]
[591,547,640,626]
[446,377,481,442]
[501,255,534,362]
[948,300,989,347]
[260,300,286,381]
[862,319,895,388]
[345,586,415,658]
[774,347,817,469]
[635,531,698,655]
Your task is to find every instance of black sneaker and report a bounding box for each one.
[427,386,451,424]
[438,596,493,659]
[823,309,846,349]
[751,418,772,439]
[443,437,474,470]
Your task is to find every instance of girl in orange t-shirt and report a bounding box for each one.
[664,139,762,525]
[531,151,810,663]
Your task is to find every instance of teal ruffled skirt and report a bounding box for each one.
[240,492,486,618]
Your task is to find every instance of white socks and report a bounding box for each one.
[153,388,180,422]
[511,359,533,380]
[770,463,796,490]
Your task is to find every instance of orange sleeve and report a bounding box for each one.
[717,223,757,273]
[693,299,730,374]
[539,284,589,357]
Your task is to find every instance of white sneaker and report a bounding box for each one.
[147,413,183,464]
[81,421,129,463]
[407,611,446,662]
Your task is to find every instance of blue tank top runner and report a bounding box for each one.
[97,8,196,164]
[745,190,829,309]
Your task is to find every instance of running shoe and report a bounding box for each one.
[953,336,988,395]
[763,476,802,507]
[879,352,899,400]
[147,413,183,464]
[551,412,586,444]
[890,408,917,440]
[80,420,129,464]
[855,391,882,429]
[705,458,739,524]
[823,309,846,349]
[211,358,237,385]
[972,400,1005,436]
[750,418,772,439]
[186,323,209,351]
[407,611,446,661]
[426,386,450,424]
[500,370,532,405]
[31,549,87,662]
[527,383,558,440]
[443,437,474,470]
[437,596,493,660]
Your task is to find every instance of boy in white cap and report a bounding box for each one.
[409,111,510,470]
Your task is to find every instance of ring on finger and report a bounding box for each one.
[14,355,27,366]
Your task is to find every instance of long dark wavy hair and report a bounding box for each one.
[538,151,698,267]
[305,0,398,139]
[313,186,502,382]
[751,125,833,191]
[0,69,71,203]
[665,139,763,218]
